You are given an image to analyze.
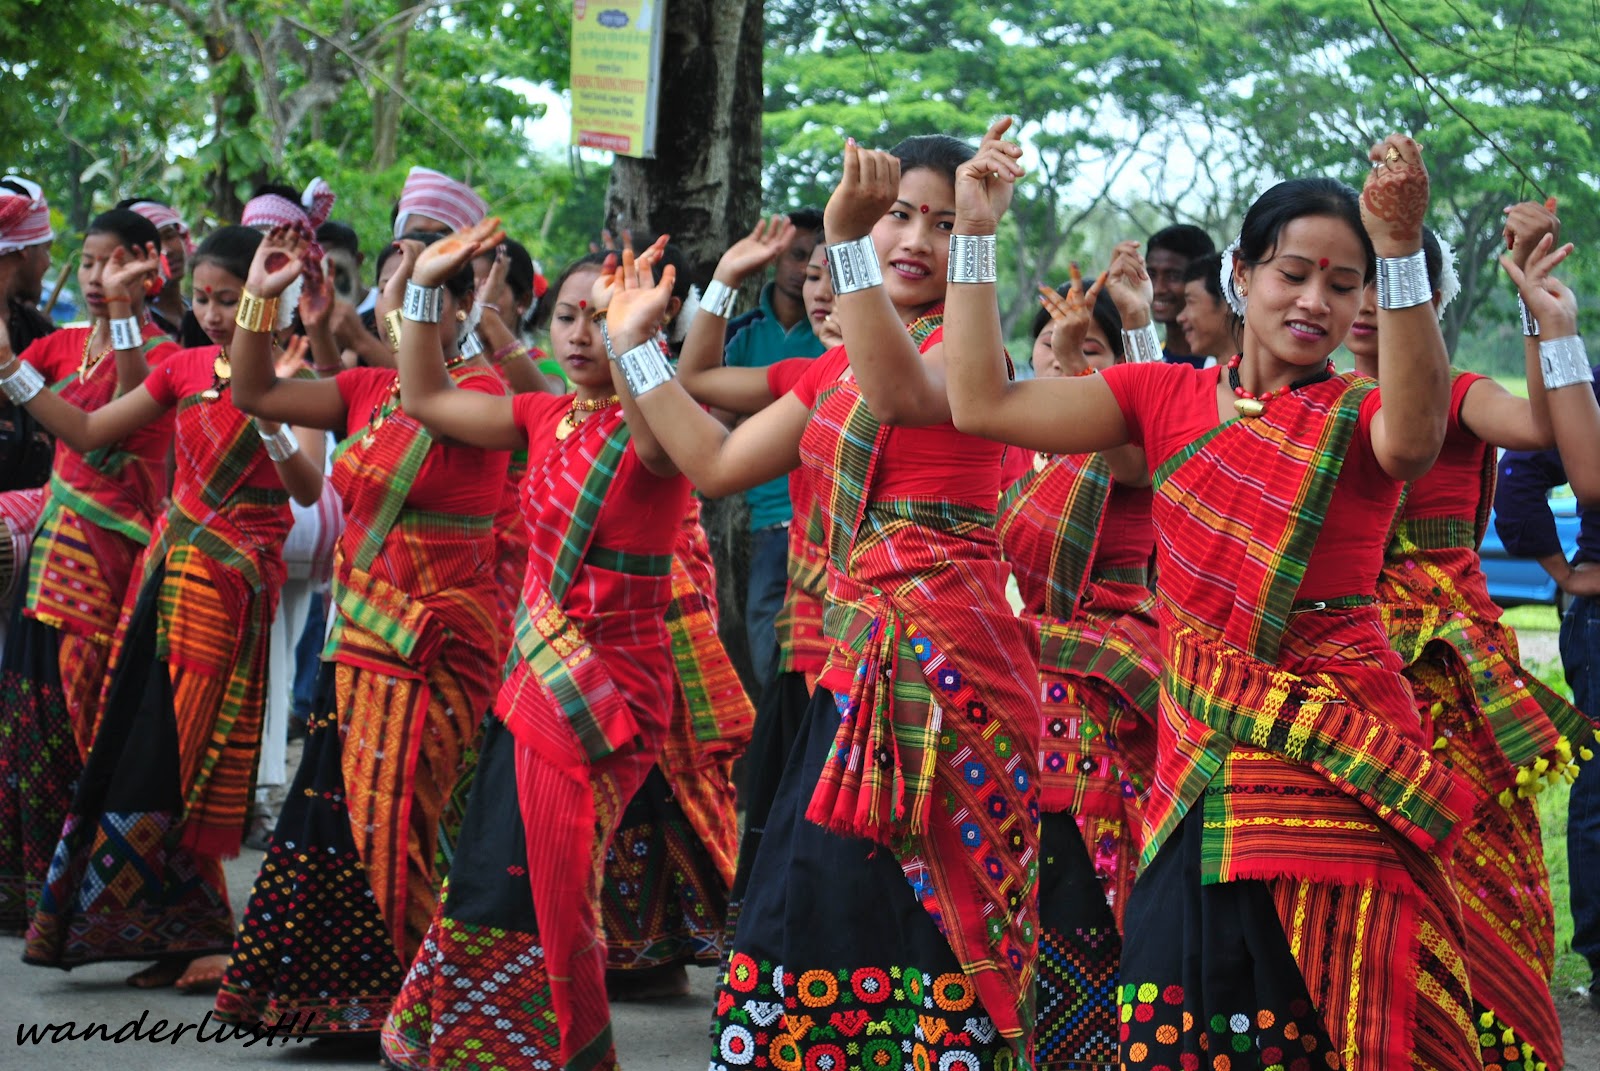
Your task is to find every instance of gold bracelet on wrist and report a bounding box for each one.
[384,310,404,352]
[236,290,280,334]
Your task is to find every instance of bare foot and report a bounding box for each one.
[174,953,230,994]
[126,957,188,989]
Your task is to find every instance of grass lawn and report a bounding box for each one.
[1504,603,1568,633]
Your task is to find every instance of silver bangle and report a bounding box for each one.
[1519,296,1540,338]
[109,316,142,351]
[0,360,45,405]
[700,279,740,320]
[1121,323,1163,364]
[824,236,883,295]
[612,339,676,397]
[402,282,444,323]
[255,422,300,462]
[1374,249,1431,310]
[1539,336,1594,391]
[947,234,998,284]
[458,329,484,359]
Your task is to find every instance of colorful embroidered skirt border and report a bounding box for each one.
[1034,811,1120,1070]
[710,686,1016,1071]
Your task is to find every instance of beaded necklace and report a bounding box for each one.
[555,393,619,440]
[1226,353,1335,417]
[361,351,474,448]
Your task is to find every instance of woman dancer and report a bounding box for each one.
[942,124,1482,1069]
[12,226,323,990]
[1352,208,1597,1070]
[0,210,177,931]
[672,228,840,943]
[214,226,509,1037]
[605,129,1042,1067]
[1010,261,1163,1067]
[379,232,689,1068]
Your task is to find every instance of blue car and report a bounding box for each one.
[1480,490,1581,610]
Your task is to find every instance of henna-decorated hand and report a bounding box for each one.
[716,216,796,283]
[591,234,667,315]
[273,334,311,378]
[246,227,309,299]
[1503,198,1560,271]
[298,261,334,329]
[1102,241,1153,319]
[103,241,162,305]
[413,217,505,289]
[1038,264,1106,376]
[824,139,900,242]
[605,244,677,351]
[1360,134,1430,256]
[953,117,1025,233]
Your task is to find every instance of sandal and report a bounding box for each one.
[126,957,188,989]
[174,954,230,994]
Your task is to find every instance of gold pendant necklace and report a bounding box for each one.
[555,394,619,441]
[201,350,232,401]
[78,332,112,381]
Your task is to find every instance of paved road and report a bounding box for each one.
[1,846,718,1069]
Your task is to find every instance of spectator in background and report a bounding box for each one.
[722,208,827,690]
[120,198,194,342]
[314,219,393,369]
[1173,252,1236,368]
[1496,377,1600,1011]
[1145,223,1216,368]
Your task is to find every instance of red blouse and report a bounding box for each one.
[1401,372,1489,520]
[1103,361,1396,601]
[145,347,283,492]
[336,366,507,515]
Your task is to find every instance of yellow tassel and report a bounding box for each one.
[1498,789,1515,808]
[1478,1011,1496,1030]
[1502,1027,1515,1044]
[1535,757,1551,775]
[1516,767,1534,786]
[1582,745,1595,762]
[1433,736,1448,751]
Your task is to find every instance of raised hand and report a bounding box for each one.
[247,226,309,299]
[413,217,505,288]
[298,258,334,328]
[1360,134,1430,255]
[716,215,797,282]
[1039,265,1106,375]
[103,241,162,305]
[476,245,511,310]
[274,334,311,378]
[592,234,668,314]
[1504,198,1560,271]
[379,239,423,317]
[824,139,900,242]
[606,248,677,347]
[817,312,845,348]
[1102,241,1153,318]
[1501,232,1578,338]
[953,117,1025,232]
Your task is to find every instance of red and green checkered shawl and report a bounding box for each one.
[25,326,173,642]
[1378,425,1592,787]
[998,454,1160,821]
[664,500,755,754]
[1141,374,1478,874]
[500,404,675,764]
[775,492,830,677]
[324,367,502,705]
[798,310,1043,1055]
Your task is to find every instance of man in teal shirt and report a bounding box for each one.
[723,208,825,689]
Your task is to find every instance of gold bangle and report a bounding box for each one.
[236,290,280,334]
[384,310,404,352]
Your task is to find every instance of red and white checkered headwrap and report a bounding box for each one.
[394,167,486,237]
[242,177,335,234]
[126,200,195,258]
[0,176,53,258]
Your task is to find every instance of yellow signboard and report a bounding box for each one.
[569,0,665,158]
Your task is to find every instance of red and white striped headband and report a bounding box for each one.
[241,177,335,233]
[394,167,486,237]
[0,175,53,257]
[126,200,194,258]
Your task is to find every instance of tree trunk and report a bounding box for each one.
[605,0,765,691]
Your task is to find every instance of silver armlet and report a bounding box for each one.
[1518,296,1540,338]
[1539,336,1594,391]
[0,361,45,405]
[255,423,301,462]
[612,340,675,397]
[109,316,143,351]
[824,236,883,295]
[1374,249,1431,310]
[700,279,740,320]
[947,234,998,284]
[1121,323,1163,364]
[402,282,444,323]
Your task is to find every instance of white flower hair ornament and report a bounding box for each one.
[1220,237,1248,317]
[1433,235,1461,320]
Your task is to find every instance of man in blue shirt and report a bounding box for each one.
[724,208,826,689]
[1146,223,1216,369]
[1496,379,1600,1008]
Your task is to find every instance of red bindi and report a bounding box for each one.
[919,205,929,214]
[578,300,587,309]
[1318,258,1330,269]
